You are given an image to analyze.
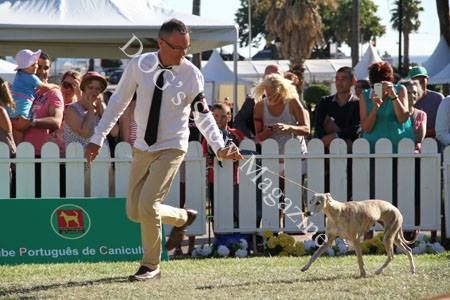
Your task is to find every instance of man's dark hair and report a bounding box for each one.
[356,79,370,90]
[337,66,355,81]
[39,51,51,62]
[159,18,189,38]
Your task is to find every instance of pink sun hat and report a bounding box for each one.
[14,49,42,71]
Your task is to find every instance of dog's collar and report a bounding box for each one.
[304,211,314,217]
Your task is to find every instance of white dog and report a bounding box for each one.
[301,193,416,277]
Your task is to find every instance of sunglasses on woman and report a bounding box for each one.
[61,81,76,90]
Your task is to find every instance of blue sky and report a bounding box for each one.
[162,0,441,58]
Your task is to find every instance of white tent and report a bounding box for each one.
[0,0,238,58]
[0,59,16,82]
[202,50,250,85]
[223,59,351,85]
[201,50,251,106]
[423,36,450,78]
[0,0,240,103]
[429,63,450,84]
[354,44,382,80]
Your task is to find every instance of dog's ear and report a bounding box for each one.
[325,193,332,202]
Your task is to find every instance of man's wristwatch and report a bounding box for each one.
[31,118,37,128]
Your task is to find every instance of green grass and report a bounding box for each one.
[1,253,449,299]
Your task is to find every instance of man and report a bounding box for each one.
[23,52,64,197]
[354,79,370,98]
[85,19,243,281]
[233,64,283,139]
[435,95,450,148]
[408,66,444,138]
[314,66,360,150]
[23,52,64,155]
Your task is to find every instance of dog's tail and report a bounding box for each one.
[400,228,419,244]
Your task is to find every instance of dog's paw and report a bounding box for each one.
[374,269,383,275]
[301,266,308,272]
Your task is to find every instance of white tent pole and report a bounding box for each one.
[233,25,238,117]
[248,0,252,59]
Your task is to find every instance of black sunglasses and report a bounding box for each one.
[61,81,76,89]
[161,38,190,52]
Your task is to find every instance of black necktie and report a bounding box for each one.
[144,66,170,146]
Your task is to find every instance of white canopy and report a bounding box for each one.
[202,50,250,84]
[223,59,351,85]
[423,36,450,78]
[429,63,450,84]
[354,44,382,80]
[0,59,16,82]
[0,0,238,58]
[201,50,251,106]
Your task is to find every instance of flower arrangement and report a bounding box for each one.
[191,233,249,258]
[361,233,386,255]
[263,230,304,257]
[263,230,446,257]
[192,231,446,259]
[361,233,446,255]
[302,236,349,256]
[410,234,445,254]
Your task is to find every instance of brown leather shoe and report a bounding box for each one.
[166,209,198,251]
[128,266,161,281]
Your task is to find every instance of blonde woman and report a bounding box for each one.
[60,70,81,106]
[253,73,310,154]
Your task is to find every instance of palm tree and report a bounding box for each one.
[265,0,337,98]
[436,0,450,46]
[390,0,423,74]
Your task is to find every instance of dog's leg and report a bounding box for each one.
[353,241,366,278]
[374,234,395,275]
[374,219,399,275]
[301,234,335,272]
[394,235,416,274]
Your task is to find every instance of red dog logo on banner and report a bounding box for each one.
[57,209,84,228]
[51,205,91,239]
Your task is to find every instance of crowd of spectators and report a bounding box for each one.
[1,47,450,254]
[1,49,449,185]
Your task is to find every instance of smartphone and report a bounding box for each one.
[374,83,383,98]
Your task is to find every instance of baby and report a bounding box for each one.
[9,49,58,143]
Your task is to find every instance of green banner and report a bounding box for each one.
[0,198,167,264]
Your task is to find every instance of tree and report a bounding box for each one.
[234,0,269,48]
[320,0,385,48]
[265,0,337,99]
[235,0,385,58]
[436,0,450,46]
[390,0,423,74]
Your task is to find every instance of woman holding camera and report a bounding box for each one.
[359,62,414,153]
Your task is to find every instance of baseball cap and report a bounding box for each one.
[15,49,42,70]
[408,66,428,79]
[80,71,108,92]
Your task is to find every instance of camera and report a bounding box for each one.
[374,83,383,98]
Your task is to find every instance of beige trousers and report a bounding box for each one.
[126,148,188,269]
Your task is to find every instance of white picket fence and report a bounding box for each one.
[0,138,449,238]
